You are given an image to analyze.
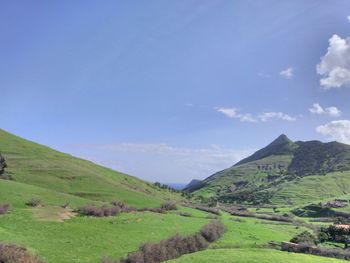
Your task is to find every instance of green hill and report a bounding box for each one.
[0,129,180,208]
[0,129,215,263]
[0,129,347,263]
[188,134,350,205]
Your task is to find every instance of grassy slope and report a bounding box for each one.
[195,160,350,206]
[192,137,350,206]
[271,171,350,205]
[167,249,348,263]
[0,207,209,263]
[168,213,346,263]
[169,213,346,263]
[0,129,180,208]
[0,164,210,263]
[0,129,213,262]
[212,215,307,249]
[195,155,293,198]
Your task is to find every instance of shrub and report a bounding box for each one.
[112,220,226,263]
[0,203,10,215]
[78,204,120,217]
[317,231,329,243]
[290,231,317,245]
[0,154,7,175]
[125,234,208,263]
[200,220,226,242]
[138,208,166,214]
[26,198,43,208]
[281,241,350,260]
[0,243,45,263]
[194,206,221,216]
[111,200,125,208]
[178,212,192,217]
[160,202,177,211]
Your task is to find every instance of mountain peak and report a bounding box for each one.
[269,134,292,146]
[234,134,295,166]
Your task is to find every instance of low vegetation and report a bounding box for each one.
[26,198,43,208]
[78,204,121,217]
[290,231,317,245]
[0,203,10,215]
[160,202,177,211]
[282,242,350,261]
[193,206,221,216]
[0,243,45,263]
[105,220,226,263]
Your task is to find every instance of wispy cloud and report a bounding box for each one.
[317,34,350,89]
[216,107,296,122]
[258,112,296,122]
[309,103,341,117]
[316,120,350,144]
[280,67,294,79]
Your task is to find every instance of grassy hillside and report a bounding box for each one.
[0,129,180,208]
[1,129,348,263]
[189,134,350,205]
[0,206,209,263]
[168,249,348,263]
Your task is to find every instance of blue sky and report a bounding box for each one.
[2,0,350,183]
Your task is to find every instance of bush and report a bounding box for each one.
[200,220,226,242]
[0,203,10,215]
[138,207,166,214]
[0,154,7,175]
[178,212,192,217]
[111,200,125,208]
[26,198,43,208]
[78,204,120,217]
[160,202,177,211]
[125,234,208,263]
[0,243,45,263]
[290,231,317,245]
[282,241,350,260]
[111,220,226,263]
[194,206,221,216]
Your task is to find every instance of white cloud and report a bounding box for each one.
[64,143,254,183]
[216,107,257,122]
[258,112,296,122]
[216,107,239,118]
[309,103,341,117]
[316,120,350,144]
[280,67,294,79]
[347,15,350,22]
[216,108,296,122]
[317,34,350,89]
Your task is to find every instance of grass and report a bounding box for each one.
[1,129,348,263]
[271,171,350,205]
[0,208,209,263]
[212,213,307,249]
[167,248,349,263]
[0,129,181,208]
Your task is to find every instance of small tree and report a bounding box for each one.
[161,202,177,211]
[290,231,317,245]
[0,154,7,175]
